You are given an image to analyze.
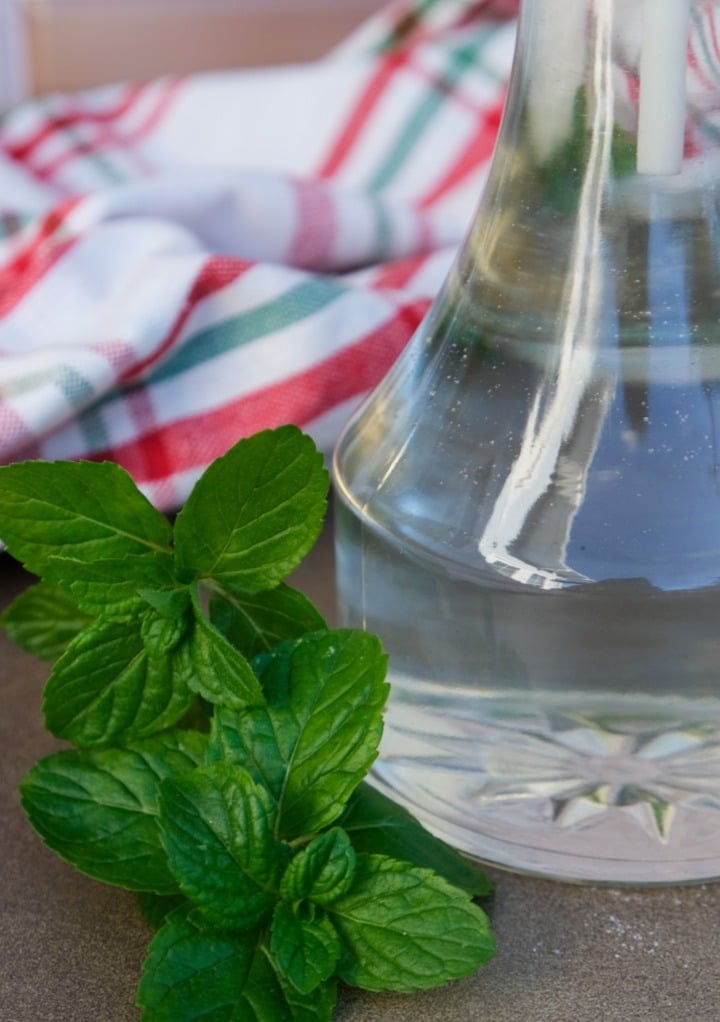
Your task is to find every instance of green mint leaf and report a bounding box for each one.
[41,552,175,617]
[137,904,256,1021]
[136,892,189,932]
[139,587,192,618]
[253,629,388,838]
[210,631,388,838]
[208,703,285,798]
[178,596,264,709]
[330,854,496,993]
[0,460,173,603]
[209,583,326,659]
[0,579,92,660]
[173,426,328,593]
[280,828,356,906]
[274,958,337,1022]
[140,602,192,660]
[43,615,195,748]
[158,763,284,931]
[19,730,207,893]
[340,783,494,899]
[137,904,337,1022]
[240,940,338,1022]
[270,902,341,995]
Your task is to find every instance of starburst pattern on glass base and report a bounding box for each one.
[465,707,720,845]
[379,693,720,870]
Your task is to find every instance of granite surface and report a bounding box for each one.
[2,519,720,1022]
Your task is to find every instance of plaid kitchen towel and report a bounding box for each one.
[0,0,518,510]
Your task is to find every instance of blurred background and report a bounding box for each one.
[0,0,386,108]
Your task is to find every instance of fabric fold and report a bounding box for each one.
[0,0,518,509]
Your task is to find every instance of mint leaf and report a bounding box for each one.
[280,828,356,906]
[158,763,284,931]
[140,587,192,619]
[274,957,337,1022]
[136,892,188,932]
[330,854,496,993]
[173,426,328,593]
[42,552,175,617]
[0,460,173,610]
[43,615,195,747]
[19,730,207,893]
[340,783,494,899]
[253,629,389,838]
[210,631,388,839]
[0,579,92,660]
[241,940,337,1022]
[137,904,256,1021]
[208,703,285,798]
[137,904,337,1022]
[178,597,264,709]
[270,902,341,995]
[139,588,193,659]
[209,584,326,659]
[140,604,191,660]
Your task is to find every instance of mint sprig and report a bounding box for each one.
[20,730,208,893]
[0,578,92,660]
[0,425,495,1021]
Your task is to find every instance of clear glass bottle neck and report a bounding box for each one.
[446,0,720,352]
[485,0,720,209]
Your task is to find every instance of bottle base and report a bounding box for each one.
[372,687,720,886]
[370,770,720,886]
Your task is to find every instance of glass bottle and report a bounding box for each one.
[332,0,720,884]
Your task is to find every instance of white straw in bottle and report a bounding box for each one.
[637,0,691,175]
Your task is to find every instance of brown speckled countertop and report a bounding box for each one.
[2,518,720,1022]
